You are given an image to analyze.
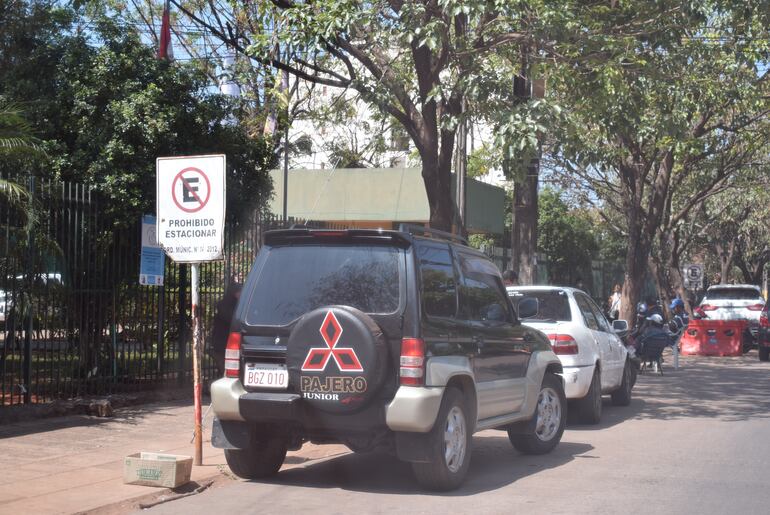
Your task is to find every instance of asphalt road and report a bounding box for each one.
[146,353,770,515]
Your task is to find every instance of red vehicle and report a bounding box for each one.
[758,304,770,361]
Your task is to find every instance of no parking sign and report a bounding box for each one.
[156,155,226,262]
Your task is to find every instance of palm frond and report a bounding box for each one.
[0,102,43,153]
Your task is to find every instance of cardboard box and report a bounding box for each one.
[123,452,193,488]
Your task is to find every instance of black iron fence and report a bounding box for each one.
[0,175,338,407]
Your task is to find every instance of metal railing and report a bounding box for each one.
[0,175,340,407]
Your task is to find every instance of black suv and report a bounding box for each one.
[210,225,565,490]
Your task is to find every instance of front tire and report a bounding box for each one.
[576,367,602,424]
[611,360,633,406]
[508,372,566,455]
[411,387,471,491]
[759,346,770,362]
[224,437,287,480]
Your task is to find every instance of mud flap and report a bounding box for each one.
[211,418,252,450]
[395,431,432,463]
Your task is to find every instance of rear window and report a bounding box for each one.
[508,289,572,322]
[704,288,762,301]
[245,244,402,326]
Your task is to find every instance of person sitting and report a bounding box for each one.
[637,314,672,373]
[668,298,689,341]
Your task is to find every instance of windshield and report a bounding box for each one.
[508,289,572,322]
[703,288,763,301]
[245,244,402,326]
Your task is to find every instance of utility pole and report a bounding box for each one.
[455,99,467,233]
[282,123,289,222]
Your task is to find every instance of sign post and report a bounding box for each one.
[157,154,225,467]
[139,215,165,286]
[683,264,704,291]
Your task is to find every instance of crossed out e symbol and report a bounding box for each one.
[182,177,199,203]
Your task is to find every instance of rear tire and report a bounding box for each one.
[611,360,633,406]
[577,367,602,425]
[759,347,770,362]
[411,387,471,491]
[508,373,566,455]
[224,437,287,480]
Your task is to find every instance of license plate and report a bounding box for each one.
[708,338,718,345]
[243,364,288,389]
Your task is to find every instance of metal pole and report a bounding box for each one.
[191,263,203,466]
[157,283,165,376]
[177,263,187,386]
[456,108,467,228]
[282,123,289,222]
[23,175,35,404]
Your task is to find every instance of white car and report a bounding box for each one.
[699,284,764,324]
[507,286,633,424]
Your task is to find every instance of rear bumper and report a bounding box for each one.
[561,364,595,400]
[210,378,444,434]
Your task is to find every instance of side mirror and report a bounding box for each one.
[517,297,539,319]
[612,319,629,332]
[612,319,629,338]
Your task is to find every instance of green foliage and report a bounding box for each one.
[467,144,497,179]
[537,189,598,285]
[0,1,274,224]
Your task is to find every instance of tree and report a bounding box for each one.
[0,102,38,212]
[548,6,769,324]
[648,134,769,312]
[0,4,274,224]
[0,1,276,373]
[169,1,673,233]
[537,189,597,286]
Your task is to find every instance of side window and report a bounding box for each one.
[575,294,599,331]
[417,244,457,318]
[457,252,511,323]
[588,299,611,332]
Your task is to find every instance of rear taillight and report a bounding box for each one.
[747,304,765,311]
[546,334,579,355]
[701,304,718,311]
[761,312,769,327]
[225,332,242,378]
[400,337,425,386]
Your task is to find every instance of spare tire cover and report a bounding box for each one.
[287,306,387,413]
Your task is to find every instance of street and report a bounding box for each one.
[146,353,770,515]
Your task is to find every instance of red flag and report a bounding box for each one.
[158,0,173,60]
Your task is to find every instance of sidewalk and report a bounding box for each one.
[0,399,349,514]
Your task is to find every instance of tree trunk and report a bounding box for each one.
[419,126,456,233]
[620,205,651,328]
[511,159,539,284]
[716,239,736,284]
[648,254,670,317]
[621,250,647,329]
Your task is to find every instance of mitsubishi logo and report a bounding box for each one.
[301,310,363,372]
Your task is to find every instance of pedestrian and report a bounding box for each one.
[607,283,622,321]
[502,269,519,287]
[637,313,673,371]
[209,280,243,376]
[668,298,689,341]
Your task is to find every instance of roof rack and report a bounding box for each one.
[398,223,468,245]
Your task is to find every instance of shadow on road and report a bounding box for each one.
[262,438,593,496]
[566,396,648,431]
[626,354,770,422]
